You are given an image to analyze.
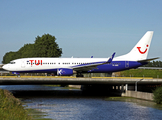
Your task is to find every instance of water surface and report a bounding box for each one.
[1,85,162,120]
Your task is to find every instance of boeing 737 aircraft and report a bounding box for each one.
[2,31,159,77]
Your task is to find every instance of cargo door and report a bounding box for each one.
[125,61,129,68]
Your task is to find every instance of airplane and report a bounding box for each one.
[2,31,159,77]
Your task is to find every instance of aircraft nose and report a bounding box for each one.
[2,65,8,70]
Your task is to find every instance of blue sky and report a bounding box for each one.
[0,0,162,63]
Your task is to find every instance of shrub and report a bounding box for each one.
[0,89,32,120]
[153,87,162,104]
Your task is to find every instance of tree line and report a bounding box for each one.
[2,34,62,64]
[144,61,162,67]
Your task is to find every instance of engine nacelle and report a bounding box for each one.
[57,68,73,76]
[12,72,20,75]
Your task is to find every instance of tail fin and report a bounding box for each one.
[115,31,154,61]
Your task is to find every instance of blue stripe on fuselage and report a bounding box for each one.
[88,61,148,73]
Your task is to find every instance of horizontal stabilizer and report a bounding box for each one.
[138,57,160,62]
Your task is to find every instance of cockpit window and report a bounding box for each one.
[10,62,16,64]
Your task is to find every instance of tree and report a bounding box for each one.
[144,61,162,67]
[2,51,16,64]
[34,34,62,57]
[2,34,62,64]
[153,86,162,104]
[17,44,35,58]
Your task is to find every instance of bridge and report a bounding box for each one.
[0,76,162,91]
[0,76,162,100]
[1,64,162,100]
[0,76,162,85]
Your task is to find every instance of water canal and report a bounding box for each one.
[0,85,162,120]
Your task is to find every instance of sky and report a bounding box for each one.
[0,0,162,63]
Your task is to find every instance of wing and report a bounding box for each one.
[72,52,116,72]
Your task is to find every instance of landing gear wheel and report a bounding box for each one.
[76,73,84,77]
[17,74,20,77]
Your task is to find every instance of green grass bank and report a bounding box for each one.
[117,69,162,78]
[0,89,32,120]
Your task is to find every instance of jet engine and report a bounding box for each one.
[57,68,73,76]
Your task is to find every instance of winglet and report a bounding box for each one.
[106,52,116,63]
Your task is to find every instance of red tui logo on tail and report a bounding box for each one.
[137,45,148,54]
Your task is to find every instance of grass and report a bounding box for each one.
[0,89,32,120]
[117,69,162,78]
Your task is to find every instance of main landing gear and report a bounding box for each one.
[76,72,84,77]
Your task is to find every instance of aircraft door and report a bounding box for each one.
[21,60,25,68]
[125,61,129,68]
